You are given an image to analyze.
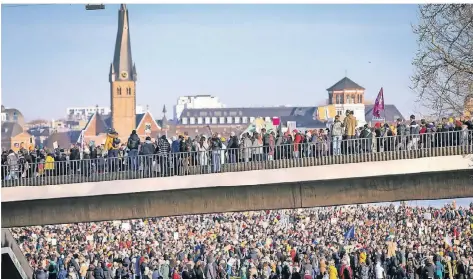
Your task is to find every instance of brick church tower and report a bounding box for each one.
[109,4,137,137]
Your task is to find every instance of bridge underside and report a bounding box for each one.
[2,169,473,227]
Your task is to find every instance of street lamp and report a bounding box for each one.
[85,4,105,10]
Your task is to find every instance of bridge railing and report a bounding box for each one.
[1,130,472,187]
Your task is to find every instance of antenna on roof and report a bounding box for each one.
[345,69,347,77]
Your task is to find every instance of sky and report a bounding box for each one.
[2,4,421,121]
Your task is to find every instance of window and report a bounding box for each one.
[117,87,122,95]
[190,117,195,124]
[250,117,255,123]
[346,95,350,104]
[242,117,248,124]
[227,117,233,124]
[126,88,132,95]
[352,94,355,104]
[145,123,151,132]
[205,117,211,124]
[219,117,225,124]
[182,118,188,124]
[30,137,33,144]
[234,117,240,124]
[211,117,217,124]
[197,117,203,124]
[336,95,341,104]
[13,112,18,121]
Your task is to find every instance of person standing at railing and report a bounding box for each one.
[127,130,141,171]
[6,149,19,180]
[293,130,302,159]
[268,131,275,161]
[210,133,223,173]
[227,132,239,164]
[105,129,120,173]
[407,115,420,151]
[171,136,181,175]
[252,133,264,162]
[241,133,253,163]
[70,144,81,175]
[396,119,408,151]
[156,135,171,177]
[331,115,344,156]
[343,111,357,155]
[141,136,156,176]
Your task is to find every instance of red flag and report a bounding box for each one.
[373,87,385,118]
[272,117,280,126]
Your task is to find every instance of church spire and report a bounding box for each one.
[112,4,134,81]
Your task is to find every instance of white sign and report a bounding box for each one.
[287,121,297,132]
[423,213,432,220]
[51,238,57,246]
[121,223,130,231]
[53,141,58,149]
[173,232,179,240]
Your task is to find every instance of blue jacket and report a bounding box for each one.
[172,140,180,153]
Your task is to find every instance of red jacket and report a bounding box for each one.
[294,134,302,151]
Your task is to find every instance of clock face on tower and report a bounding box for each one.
[120,71,128,79]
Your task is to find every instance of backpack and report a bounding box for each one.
[113,138,121,148]
[49,262,57,273]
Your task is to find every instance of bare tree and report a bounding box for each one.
[411,4,473,117]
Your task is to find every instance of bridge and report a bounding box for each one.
[2,145,472,227]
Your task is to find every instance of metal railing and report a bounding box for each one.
[1,130,472,187]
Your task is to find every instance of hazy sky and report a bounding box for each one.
[2,4,420,121]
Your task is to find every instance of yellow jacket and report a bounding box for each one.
[45,155,55,170]
[359,252,367,264]
[329,265,338,279]
[105,133,119,151]
[344,115,357,136]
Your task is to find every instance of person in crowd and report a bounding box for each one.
[3,115,472,184]
[127,130,141,171]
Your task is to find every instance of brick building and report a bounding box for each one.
[80,4,160,144]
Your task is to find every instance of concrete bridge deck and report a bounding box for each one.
[2,155,472,227]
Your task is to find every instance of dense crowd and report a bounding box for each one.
[11,202,473,279]
[2,113,473,179]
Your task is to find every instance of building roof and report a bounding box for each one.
[280,116,327,129]
[28,127,52,137]
[179,106,318,120]
[1,122,24,138]
[83,112,109,135]
[44,131,82,150]
[364,104,405,123]
[110,4,136,82]
[326,77,365,91]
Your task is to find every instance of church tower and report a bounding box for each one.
[110,4,137,137]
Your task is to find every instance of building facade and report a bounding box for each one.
[326,77,366,125]
[78,4,160,144]
[173,95,225,120]
[109,4,138,137]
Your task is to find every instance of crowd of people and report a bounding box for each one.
[2,113,473,180]
[10,201,473,279]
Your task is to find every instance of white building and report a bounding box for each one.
[66,105,145,120]
[174,95,225,120]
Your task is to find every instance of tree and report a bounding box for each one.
[411,4,473,117]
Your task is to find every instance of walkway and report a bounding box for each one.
[2,131,473,187]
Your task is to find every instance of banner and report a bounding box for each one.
[373,87,385,118]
